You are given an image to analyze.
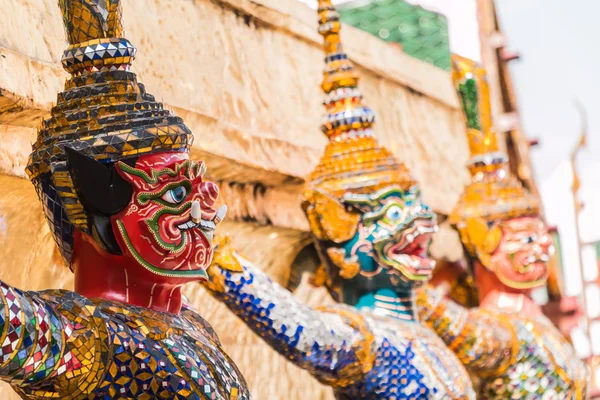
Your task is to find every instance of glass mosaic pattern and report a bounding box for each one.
[418,287,589,399]
[0,281,249,399]
[205,251,476,399]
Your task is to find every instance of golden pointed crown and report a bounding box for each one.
[450,54,539,256]
[26,0,193,262]
[303,0,415,243]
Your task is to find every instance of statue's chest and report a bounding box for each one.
[479,318,584,400]
[94,311,248,400]
[342,322,475,399]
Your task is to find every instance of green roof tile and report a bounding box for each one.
[339,0,451,70]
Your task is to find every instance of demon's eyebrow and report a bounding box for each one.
[118,160,193,184]
[342,185,419,207]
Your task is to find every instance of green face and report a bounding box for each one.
[319,185,438,302]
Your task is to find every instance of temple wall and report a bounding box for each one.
[0,0,468,398]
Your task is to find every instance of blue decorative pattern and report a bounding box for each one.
[209,253,476,399]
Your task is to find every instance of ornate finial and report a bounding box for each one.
[317,0,358,92]
[58,0,134,76]
[451,55,493,136]
[451,54,504,172]
[59,0,125,44]
[317,0,374,143]
[449,54,540,259]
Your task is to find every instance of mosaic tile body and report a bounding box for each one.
[418,288,589,400]
[0,281,250,399]
[207,253,475,399]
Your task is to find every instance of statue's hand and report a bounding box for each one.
[204,235,244,292]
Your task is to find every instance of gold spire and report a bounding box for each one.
[58,0,125,45]
[303,1,416,244]
[451,55,497,157]
[316,0,374,145]
[317,0,359,94]
[449,54,539,257]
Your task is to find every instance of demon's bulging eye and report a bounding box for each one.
[384,205,404,222]
[162,186,188,204]
[519,235,537,245]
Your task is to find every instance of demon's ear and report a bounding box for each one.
[65,147,133,216]
[303,189,359,244]
[465,217,502,271]
[65,147,135,255]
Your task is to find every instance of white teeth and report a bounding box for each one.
[540,254,550,262]
[191,200,202,223]
[199,219,216,230]
[406,234,414,243]
[418,225,436,234]
[177,218,217,232]
[392,254,434,272]
[177,221,197,230]
[214,205,227,225]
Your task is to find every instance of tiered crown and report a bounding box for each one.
[449,54,539,254]
[302,1,416,245]
[306,0,415,199]
[26,0,193,263]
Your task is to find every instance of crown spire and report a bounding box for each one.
[449,54,539,248]
[59,0,125,45]
[58,0,135,76]
[317,0,375,143]
[451,54,501,166]
[304,0,416,247]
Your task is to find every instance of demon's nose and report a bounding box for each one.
[200,181,220,207]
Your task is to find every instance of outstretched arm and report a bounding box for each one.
[202,237,373,388]
[416,286,518,376]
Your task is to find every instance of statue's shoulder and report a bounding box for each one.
[33,288,92,308]
[180,300,221,345]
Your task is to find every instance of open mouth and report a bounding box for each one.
[526,253,550,264]
[177,201,227,243]
[384,220,438,279]
[513,250,551,274]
